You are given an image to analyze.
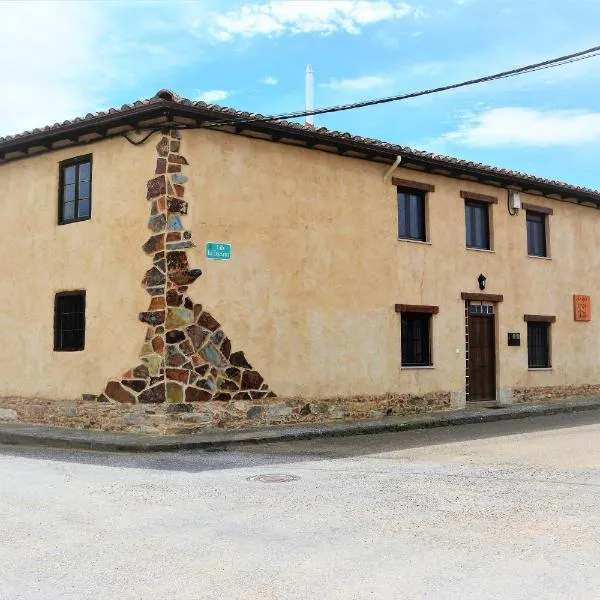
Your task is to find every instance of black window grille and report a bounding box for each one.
[398,188,426,241]
[527,322,550,368]
[465,201,490,249]
[526,211,547,257]
[54,292,86,351]
[401,313,431,366]
[59,155,92,224]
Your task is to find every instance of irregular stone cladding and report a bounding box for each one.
[4,385,600,433]
[2,386,600,433]
[0,392,452,433]
[512,385,600,403]
[99,129,275,407]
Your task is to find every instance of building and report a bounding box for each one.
[0,89,598,432]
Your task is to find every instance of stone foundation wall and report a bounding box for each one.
[3,385,599,434]
[512,384,600,404]
[0,391,452,434]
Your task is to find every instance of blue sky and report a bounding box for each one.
[2,0,600,188]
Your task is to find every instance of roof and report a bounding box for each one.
[1,89,599,208]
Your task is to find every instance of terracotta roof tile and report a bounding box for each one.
[0,89,598,202]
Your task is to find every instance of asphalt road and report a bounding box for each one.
[1,410,600,599]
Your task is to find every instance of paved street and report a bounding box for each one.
[1,411,600,600]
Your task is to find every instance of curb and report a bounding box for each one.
[1,398,600,453]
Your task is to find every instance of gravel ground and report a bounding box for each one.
[1,411,599,600]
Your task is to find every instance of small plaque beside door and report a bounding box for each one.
[507,332,520,346]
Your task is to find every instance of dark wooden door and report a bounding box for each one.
[468,314,496,401]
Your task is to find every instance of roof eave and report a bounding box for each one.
[0,101,598,208]
[0,101,172,157]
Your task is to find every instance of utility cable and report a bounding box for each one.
[199,44,600,129]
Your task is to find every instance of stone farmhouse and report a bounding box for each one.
[0,89,598,432]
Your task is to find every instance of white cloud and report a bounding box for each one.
[197,89,230,103]
[410,61,444,76]
[440,107,600,147]
[0,1,202,137]
[0,1,104,136]
[320,75,394,90]
[260,76,279,85]
[208,1,414,40]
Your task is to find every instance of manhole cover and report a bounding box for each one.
[247,473,300,483]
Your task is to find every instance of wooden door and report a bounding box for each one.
[468,314,496,401]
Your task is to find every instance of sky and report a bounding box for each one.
[1,0,600,189]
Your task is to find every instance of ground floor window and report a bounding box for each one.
[401,312,432,366]
[527,321,551,368]
[54,291,86,351]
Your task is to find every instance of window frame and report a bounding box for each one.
[465,200,491,250]
[525,319,553,369]
[397,187,427,242]
[58,154,93,225]
[54,290,86,352]
[400,311,433,367]
[526,210,548,258]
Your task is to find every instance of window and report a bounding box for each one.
[54,291,86,351]
[527,322,550,368]
[59,155,92,224]
[398,188,426,241]
[465,201,490,249]
[469,304,494,315]
[401,313,432,366]
[526,211,547,257]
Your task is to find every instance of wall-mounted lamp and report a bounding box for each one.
[478,273,487,290]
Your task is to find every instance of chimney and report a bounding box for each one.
[305,64,314,127]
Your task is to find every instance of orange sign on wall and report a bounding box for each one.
[573,295,591,321]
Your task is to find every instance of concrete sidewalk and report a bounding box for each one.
[1,397,599,453]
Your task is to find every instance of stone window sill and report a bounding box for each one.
[398,238,432,246]
[528,368,553,371]
[466,247,495,253]
[58,216,91,226]
[527,255,552,260]
[401,365,435,370]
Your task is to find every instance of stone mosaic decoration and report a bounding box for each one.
[99,129,274,405]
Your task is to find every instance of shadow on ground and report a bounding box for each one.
[1,410,598,473]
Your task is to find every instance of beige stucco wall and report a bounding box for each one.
[1,128,599,403]
[183,129,600,401]
[0,138,153,399]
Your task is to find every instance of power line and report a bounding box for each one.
[201,44,600,129]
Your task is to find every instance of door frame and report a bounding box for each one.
[461,292,503,403]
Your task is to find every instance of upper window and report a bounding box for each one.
[527,321,550,368]
[401,312,432,366]
[465,201,490,250]
[54,291,86,352]
[398,188,426,241]
[526,211,547,257]
[59,155,92,224]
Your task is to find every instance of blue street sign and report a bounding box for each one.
[206,242,231,260]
